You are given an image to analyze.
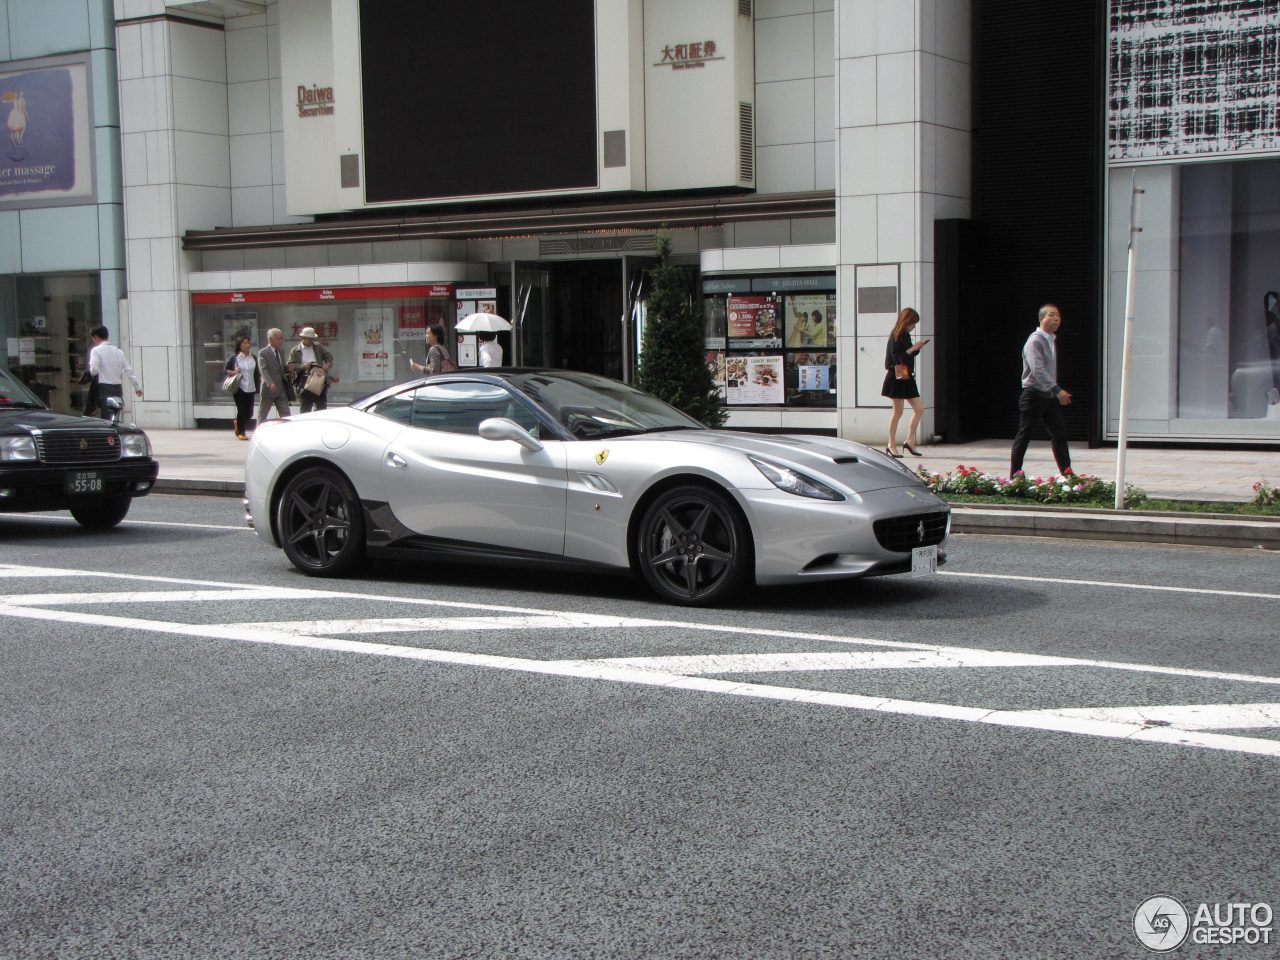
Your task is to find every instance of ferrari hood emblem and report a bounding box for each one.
[595,450,609,465]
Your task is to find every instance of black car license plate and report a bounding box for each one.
[66,470,104,495]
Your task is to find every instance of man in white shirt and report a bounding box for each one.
[1010,304,1072,476]
[88,325,142,420]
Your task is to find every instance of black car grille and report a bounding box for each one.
[35,430,122,464]
[873,511,949,552]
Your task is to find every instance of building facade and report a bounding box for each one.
[2,0,1277,447]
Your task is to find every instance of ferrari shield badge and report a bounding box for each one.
[595,449,609,465]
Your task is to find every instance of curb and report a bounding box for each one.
[950,506,1280,550]
[151,475,1280,550]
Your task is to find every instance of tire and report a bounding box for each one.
[635,484,752,606]
[70,495,132,529]
[276,466,365,577]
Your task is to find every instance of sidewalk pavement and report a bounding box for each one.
[143,428,1280,550]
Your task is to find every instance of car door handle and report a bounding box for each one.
[385,452,407,468]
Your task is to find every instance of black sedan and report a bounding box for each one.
[0,366,158,528]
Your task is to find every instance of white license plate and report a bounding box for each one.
[66,470,104,495]
[911,545,937,577]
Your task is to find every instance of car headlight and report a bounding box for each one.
[119,432,151,458]
[749,456,845,501]
[0,436,37,461]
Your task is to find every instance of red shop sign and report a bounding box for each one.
[193,284,455,305]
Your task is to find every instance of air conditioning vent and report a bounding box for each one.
[738,102,754,183]
[738,0,751,18]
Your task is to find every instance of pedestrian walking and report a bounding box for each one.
[256,328,292,423]
[225,334,259,439]
[881,307,928,457]
[410,324,455,375]
[87,325,142,420]
[477,331,503,368]
[1010,303,1073,475]
[288,326,334,413]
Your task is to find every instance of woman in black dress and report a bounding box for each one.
[881,307,929,457]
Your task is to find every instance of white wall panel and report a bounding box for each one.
[175,130,231,187]
[228,79,270,136]
[230,132,272,187]
[757,143,817,193]
[169,22,225,83]
[756,79,816,145]
[755,13,814,83]
[230,185,273,226]
[876,52,915,124]
[837,56,876,127]
[225,25,269,82]
[172,78,229,135]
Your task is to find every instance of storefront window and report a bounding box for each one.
[1177,159,1280,423]
[702,276,837,408]
[0,273,100,415]
[191,285,454,405]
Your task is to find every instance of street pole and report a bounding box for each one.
[1114,173,1143,509]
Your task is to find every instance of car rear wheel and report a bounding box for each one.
[70,495,132,529]
[636,484,752,606]
[277,466,365,576]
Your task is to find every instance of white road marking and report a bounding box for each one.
[587,650,1070,674]
[941,570,1280,602]
[4,562,1280,757]
[1006,703,1280,731]
[242,614,668,634]
[5,514,251,532]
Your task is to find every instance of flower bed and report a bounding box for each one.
[916,465,1149,508]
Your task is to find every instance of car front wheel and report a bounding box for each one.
[70,495,132,529]
[636,484,752,606]
[277,466,365,576]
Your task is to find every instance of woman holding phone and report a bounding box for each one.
[881,307,929,457]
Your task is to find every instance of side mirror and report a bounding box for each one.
[104,396,124,410]
[479,417,543,452]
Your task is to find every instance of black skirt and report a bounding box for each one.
[881,370,920,399]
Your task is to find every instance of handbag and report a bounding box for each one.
[303,366,327,397]
[221,372,240,394]
[894,363,910,381]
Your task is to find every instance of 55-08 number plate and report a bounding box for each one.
[66,470,104,495]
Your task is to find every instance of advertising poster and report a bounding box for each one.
[457,334,477,367]
[705,350,726,397]
[1,62,94,207]
[727,296,781,348]
[355,306,393,380]
[221,312,257,352]
[725,354,784,405]
[786,294,831,348]
[398,304,426,342]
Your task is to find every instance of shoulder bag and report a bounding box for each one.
[303,366,327,397]
[222,371,240,394]
[894,363,910,380]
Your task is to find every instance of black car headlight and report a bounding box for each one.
[749,456,845,501]
[120,432,151,458]
[0,436,37,461]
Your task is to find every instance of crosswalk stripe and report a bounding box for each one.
[1004,703,1280,731]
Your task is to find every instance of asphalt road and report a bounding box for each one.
[2,493,1278,959]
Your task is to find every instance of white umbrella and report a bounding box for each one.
[455,312,512,333]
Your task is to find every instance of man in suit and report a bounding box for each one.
[256,328,292,422]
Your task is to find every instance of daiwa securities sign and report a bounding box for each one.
[0,56,94,208]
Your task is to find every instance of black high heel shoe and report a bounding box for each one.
[902,442,922,457]
[885,446,904,459]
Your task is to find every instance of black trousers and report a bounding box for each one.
[1010,387,1072,474]
[233,388,256,430]
[299,384,328,413]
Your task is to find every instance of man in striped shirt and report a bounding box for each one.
[1010,304,1072,476]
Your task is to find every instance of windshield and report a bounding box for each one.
[509,371,703,439]
[0,367,47,409]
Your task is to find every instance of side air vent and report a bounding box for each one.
[738,102,754,182]
[738,0,751,18]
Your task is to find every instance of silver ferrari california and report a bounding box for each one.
[244,369,949,606]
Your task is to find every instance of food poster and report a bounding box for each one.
[725,354,784,405]
[786,294,831,348]
[705,350,726,397]
[355,306,394,380]
[727,295,781,348]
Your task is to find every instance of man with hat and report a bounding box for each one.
[286,326,334,413]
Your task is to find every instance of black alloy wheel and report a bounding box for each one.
[636,484,752,606]
[70,495,132,529]
[277,466,365,576]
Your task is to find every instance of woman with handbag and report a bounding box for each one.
[881,306,929,458]
[224,334,260,440]
[410,324,456,375]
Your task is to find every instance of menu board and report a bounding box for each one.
[727,295,781,348]
[725,354,784,405]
